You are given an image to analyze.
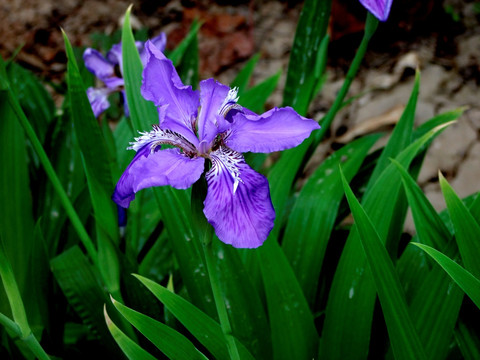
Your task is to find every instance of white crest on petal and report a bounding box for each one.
[218,87,241,119]
[128,124,196,154]
[208,146,244,194]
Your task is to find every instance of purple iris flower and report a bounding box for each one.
[112,41,320,248]
[358,0,393,21]
[83,33,167,117]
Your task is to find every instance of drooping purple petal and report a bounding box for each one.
[225,107,320,153]
[83,48,115,80]
[141,41,200,145]
[197,79,231,145]
[113,147,204,208]
[358,0,393,21]
[204,147,275,248]
[86,87,112,117]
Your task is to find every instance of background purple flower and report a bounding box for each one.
[83,33,166,117]
[358,0,393,21]
[112,41,320,248]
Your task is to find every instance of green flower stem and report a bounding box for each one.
[23,333,51,360]
[314,12,379,144]
[191,175,240,360]
[0,244,51,360]
[5,88,98,267]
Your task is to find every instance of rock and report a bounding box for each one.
[418,119,477,183]
[451,142,480,199]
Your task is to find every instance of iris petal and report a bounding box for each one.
[225,107,320,153]
[204,147,275,248]
[86,87,111,117]
[197,79,230,145]
[83,48,115,80]
[358,0,393,21]
[113,147,204,208]
[141,41,199,145]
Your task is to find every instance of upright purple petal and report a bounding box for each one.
[204,147,275,248]
[197,79,231,145]
[83,48,115,80]
[225,107,320,153]
[113,147,204,208]
[86,87,111,117]
[106,43,122,67]
[141,41,200,144]
[140,33,167,65]
[358,0,393,21]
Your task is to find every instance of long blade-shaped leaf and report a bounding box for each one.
[392,160,463,360]
[231,53,260,96]
[0,78,34,319]
[258,240,318,360]
[392,159,450,247]
[104,307,156,360]
[283,0,331,113]
[439,173,480,278]
[121,6,158,131]
[283,134,380,304]
[111,298,207,360]
[321,122,452,359]
[134,274,255,360]
[50,246,129,349]
[413,243,480,308]
[213,241,272,360]
[239,71,281,113]
[63,31,120,297]
[340,169,427,360]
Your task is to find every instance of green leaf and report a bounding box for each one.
[6,63,55,144]
[213,241,272,359]
[121,6,159,131]
[258,239,318,360]
[392,158,450,247]
[392,160,463,359]
[63,31,120,295]
[265,13,379,245]
[283,0,331,113]
[111,297,207,360]
[176,19,200,88]
[238,71,281,113]
[283,134,380,304]
[340,168,427,360]
[439,173,480,278]
[168,20,202,67]
[0,240,51,360]
[50,246,129,350]
[0,241,29,336]
[134,274,255,360]
[0,72,34,320]
[105,307,157,360]
[413,243,480,308]
[455,320,480,360]
[231,54,260,96]
[320,122,452,360]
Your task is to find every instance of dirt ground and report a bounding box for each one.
[1,0,479,233]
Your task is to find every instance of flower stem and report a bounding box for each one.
[191,175,240,360]
[314,12,379,143]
